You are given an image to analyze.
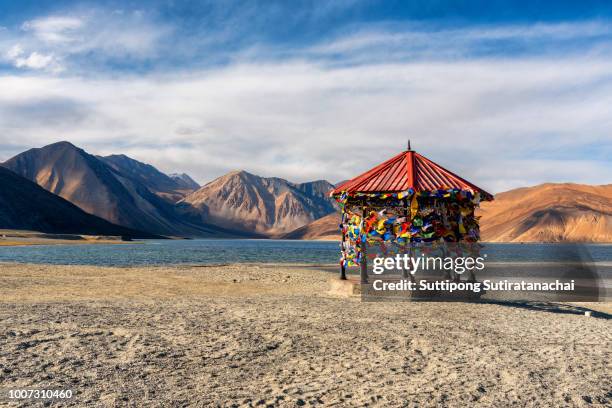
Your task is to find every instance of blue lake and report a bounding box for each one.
[0,239,611,267]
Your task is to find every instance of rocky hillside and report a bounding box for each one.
[280,212,340,240]
[169,173,200,191]
[2,141,238,237]
[478,183,612,242]
[178,170,337,235]
[0,166,154,238]
[100,154,198,202]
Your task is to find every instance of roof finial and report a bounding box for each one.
[407,139,412,151]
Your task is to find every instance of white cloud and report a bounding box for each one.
[6,44,23,59]
[1,9,169,73]
[0,54,611,191]
[13,51,57,70]
[21,16,84,43]
[306,21,612,62]
[4,44,60,72]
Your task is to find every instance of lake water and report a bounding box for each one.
[0,239,611,267]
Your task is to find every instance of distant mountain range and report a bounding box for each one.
[178,170,337,235]
[1,141,610,242]
[280,212,339,240]
[2,141,229,237]
[0,166,154,238]
[283,183,612,243]
[99,154,198,203]
[168,173,200,191]
[1,141,337,238]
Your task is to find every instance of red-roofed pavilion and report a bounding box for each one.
[333,149,492,197]
[331,144,493,283]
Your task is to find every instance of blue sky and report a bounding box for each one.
[0,1,611,191]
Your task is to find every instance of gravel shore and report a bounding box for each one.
[0,263,610,407]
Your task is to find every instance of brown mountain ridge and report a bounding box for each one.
[478,183,612,242]
[1,141,242,237]
[99,154,198,203]
[283,183,612,243]
[4,141,609,242]
[178,170,337,235]
[2,141,339,238]
[0,166,154,238]
[280,212,340,240]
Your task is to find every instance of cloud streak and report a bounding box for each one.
[306,21,612,61]
[22,16,84,43]
[1,8,170,72]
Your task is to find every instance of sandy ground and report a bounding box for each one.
[0,239,131,247]
[0,263,610,407]
[0,230,134,247]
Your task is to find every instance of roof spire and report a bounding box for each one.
[407,139,412,151]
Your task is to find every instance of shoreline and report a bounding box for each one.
[0,229,140,247]
[0,238,138,246]
[3,237,612,247]
[2,227,612,246]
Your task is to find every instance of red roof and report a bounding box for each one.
[332,150,493,198]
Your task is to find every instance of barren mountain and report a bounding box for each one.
[284,183,612,243]
[280,212,340,240]
[169,173,200,191]
[100,155,198,202]
[2,141,240,237]
[478,183,612,242]
[178,171,337,235]
[0,166,154,238]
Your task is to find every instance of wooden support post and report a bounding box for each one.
[467,243,476,282]
[409,246,416,283]
[441,242,451,281]
[340,209,347,280]
[360,204,368,284]
[401,261,409,278]
[402,197,409,279]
